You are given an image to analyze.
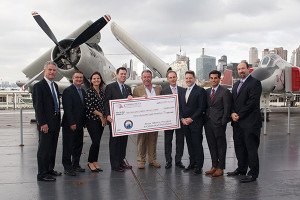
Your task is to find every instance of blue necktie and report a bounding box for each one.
[121,85,127,98]
[51,82,59,113]
[77,88,84,104]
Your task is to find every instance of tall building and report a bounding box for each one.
[273,47,287,61]
[249,47,258,65]
[217,55,227,73]
[295,46,300,66]
[169,53,189,84]
[196,48,216,81]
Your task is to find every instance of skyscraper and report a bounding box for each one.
[274,47,287,61]
[249,47,258,65]
[196,48,216,81]
[296,46,300,66]
[262,49,270,59]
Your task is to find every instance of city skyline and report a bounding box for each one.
[1,0,300,83]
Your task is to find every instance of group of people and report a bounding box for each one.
[32,60,262,184]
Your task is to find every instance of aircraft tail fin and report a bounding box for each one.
[221,69,232,88]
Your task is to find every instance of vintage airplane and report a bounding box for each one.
[16,12,168,92]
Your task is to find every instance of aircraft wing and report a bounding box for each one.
[16,80,71,94]
[111,22,170,78]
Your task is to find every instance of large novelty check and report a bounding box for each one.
[109,94,180,137]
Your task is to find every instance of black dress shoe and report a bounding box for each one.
[193,168,202,175]
[227,169,247,176]
[175,162,185,169]
[87,164,99,173]
[240,175,257,183]
[165,162,172,169]
[121,164,132,169]
[184,164,195,172]
[96,168,103,172]
[112,167,124,172]
[49,170,62,176]
[37,175,56,182]
[73,166,85,172]
[64,170,76,176]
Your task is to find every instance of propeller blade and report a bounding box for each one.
[32,11,60,47]
[70,15,111,49]
[21,70,44,90]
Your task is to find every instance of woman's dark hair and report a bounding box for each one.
[90,71,105,88]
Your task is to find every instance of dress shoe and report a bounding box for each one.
[193,168,202,175]
[227,169,246,176]
[64,170,76,176]
[138,163,145,169]
[49,170,62,176]
[184,164,195,172]
[112,167,124,172]
[165,162,172,169]
[73,166,85,172]
[149,161,161,168]
[240,175,257,183]
[175,162,185,169]
[205,167,217,175]
[37,175,56,182]
[121,164,132,169]
[212,169,223,177]
[87,164,99,173]
[96,168,103,172]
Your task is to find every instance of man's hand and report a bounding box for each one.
[107,115,113,123]
[232,113,239,122]
[70,124,76,131]
[185,117,193,125]
[40,124,49,133]
[127,95,133,100]
[142,94,148,98]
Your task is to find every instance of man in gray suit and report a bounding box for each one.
[161,70,185,169]
[204,70,232,177]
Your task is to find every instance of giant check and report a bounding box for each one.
[109,94,180,137]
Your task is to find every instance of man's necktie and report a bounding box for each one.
[78,88,84,104]
[51,82,59,113]
[172,87,176,94]
[185,87,190,103]
[211,88,215,102]
[237,80,243,94]
[121,85,127,98]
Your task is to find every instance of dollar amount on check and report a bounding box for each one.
[109,94,180,137]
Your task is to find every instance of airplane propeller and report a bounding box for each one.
[22,12,111,90]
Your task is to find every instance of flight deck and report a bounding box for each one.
[0,109,299,200]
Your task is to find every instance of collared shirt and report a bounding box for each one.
[73,83,84,102]
[144,84,157,97]
[169,85,178,94]
[240,74,251,83]
[117,80,125,93]
[44,77,58,103]
[186,83,196,94]
[211,84,220,96]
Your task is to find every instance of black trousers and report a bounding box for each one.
[108,124,128,169]
[164,128,184,163]
[204,120,227,169]
[37,117,60,178]
[62,126,84,170]
[183,121,204,169]
[233,123,261,178]
[86,119,104,163]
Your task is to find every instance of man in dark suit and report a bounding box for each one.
[204,70,232,177]
[227,61,262,183]
[61,71,86,176]
[180,70,207,175]
[105,67,133,172]
[32,61,62,181]
[161,70,185,169]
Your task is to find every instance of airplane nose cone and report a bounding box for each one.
[251,67,272,81]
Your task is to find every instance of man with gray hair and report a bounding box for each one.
[133,70,162,169]
[32,61,62,181]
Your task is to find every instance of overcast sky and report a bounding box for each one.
[1,0,300,83]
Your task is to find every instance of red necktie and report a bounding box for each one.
[210,89,215,102]
[172,87,176,94]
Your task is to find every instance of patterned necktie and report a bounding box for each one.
[185,87,190,103]
[172,87,176,94]
[211,88,215,102]
[121,85,127,98]
[51,82,59,112]
[237,80,243,94]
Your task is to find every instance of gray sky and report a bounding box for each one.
[1,0,300,83]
